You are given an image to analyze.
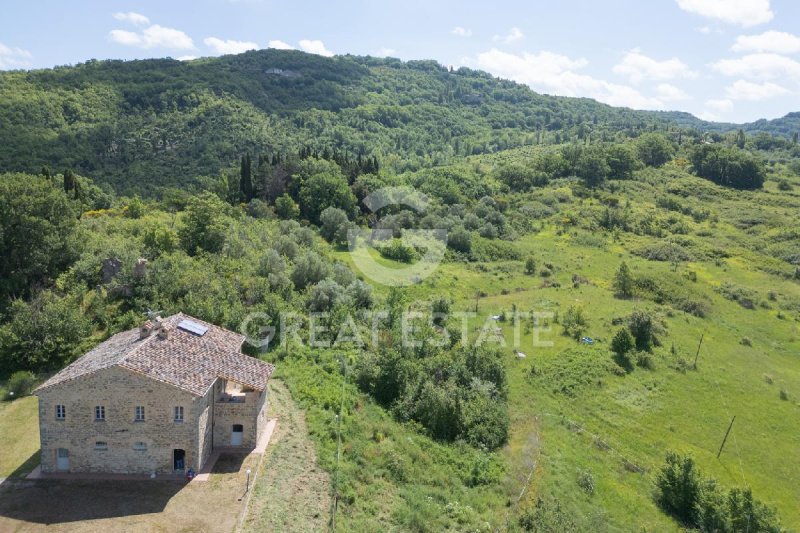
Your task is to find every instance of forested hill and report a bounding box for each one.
[0,48,795,194]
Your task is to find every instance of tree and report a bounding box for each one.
[524,257,537,275]
[613,261,634,298]
[688,144,766,190]
[63,169,76,194]
[628,310,656,351]
[298,168,356,224]
[448,227,472,254]
[290,252,331,290]
[636,133,674,167]
[275,193,300,220]
[656,452,702,525]
[0,291,91,372]
[611,328,634,356]
[239,153,253,202]
[736,128,746,149]
[178,192,229,255]
[574,145,611,186]
[606,143,640,179]
[319,206,351,245]
[0,173,78,302]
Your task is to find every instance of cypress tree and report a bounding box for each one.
[239,153,253,202]
[63,169,75,194]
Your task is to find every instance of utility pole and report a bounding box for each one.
[693,334,704,369]
[716,415,736,459]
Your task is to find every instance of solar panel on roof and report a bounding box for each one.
[178,319,209,336]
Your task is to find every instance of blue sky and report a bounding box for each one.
[1,0,799,123]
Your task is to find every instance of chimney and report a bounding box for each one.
[157,325,170,340]
[140,321,154,339]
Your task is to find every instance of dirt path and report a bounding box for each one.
[241,379,331,533]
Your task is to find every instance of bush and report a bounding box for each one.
[319,206,351,245]
[576,469,595,495]
[611,328,634,356]
[656,452,702,525]
[561,306,587,340]
[275,193,300,220]
[613,261,634,298]
[6,370,36,398]
[378,238,418,263]
[628,310,658,351]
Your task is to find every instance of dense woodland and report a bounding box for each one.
[1,50,800,531]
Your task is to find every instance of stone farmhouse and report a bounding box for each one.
[34,313,275,475]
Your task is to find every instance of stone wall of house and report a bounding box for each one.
[37,366,202,474]
[212,389,264,448]
[196,382,217,469]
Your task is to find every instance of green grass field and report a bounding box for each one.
[330,167,800,530]
[0,396,40,479]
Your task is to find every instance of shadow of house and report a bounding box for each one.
[209,452,248,474]
[0,479,183,525]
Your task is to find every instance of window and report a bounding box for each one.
[95,405,105,421]
[55,404,65,420]
[134,406,145,421]
[133,441,147,451]
[174,406,184,423]
[94,441,108,451]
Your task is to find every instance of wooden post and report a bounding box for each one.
[716,415,736,459]
[693,334,704,369]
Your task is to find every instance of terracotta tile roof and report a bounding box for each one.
[35,313,275,396]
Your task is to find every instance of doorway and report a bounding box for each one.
[231,424,243,446]
[173,449,185,471]
[56,448,69,471]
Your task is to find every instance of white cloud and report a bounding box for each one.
[112,12,150,26]
[613,50,696,83]
[469,48,664,109]
[676,0,773,27]
[374,47,396,57]
[712,53,800,80]
[656,83,691,101]
[298,39,334,57]
[178,55,198,61]
[0,42,32,69]
[451,26,472,37]
[203,37,258,55]
[706,98,734,112]
[268,40,294,50]
[725,79,791,100]
[493,27,524,44]
[109,24,195,50]
[732,31,800,54]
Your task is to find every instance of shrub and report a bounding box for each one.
[275,193,300,220]
[561,306,587,340]
[656,452,702,525]
[518,498,577,532]
[628,310,658,351]
[319,206,351,245]
[611,328,634,356]
[525,257,536,276]
[7,370,36,398]
[635,351,655,370]
[576,469,595,495]
[377,238,418,263]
